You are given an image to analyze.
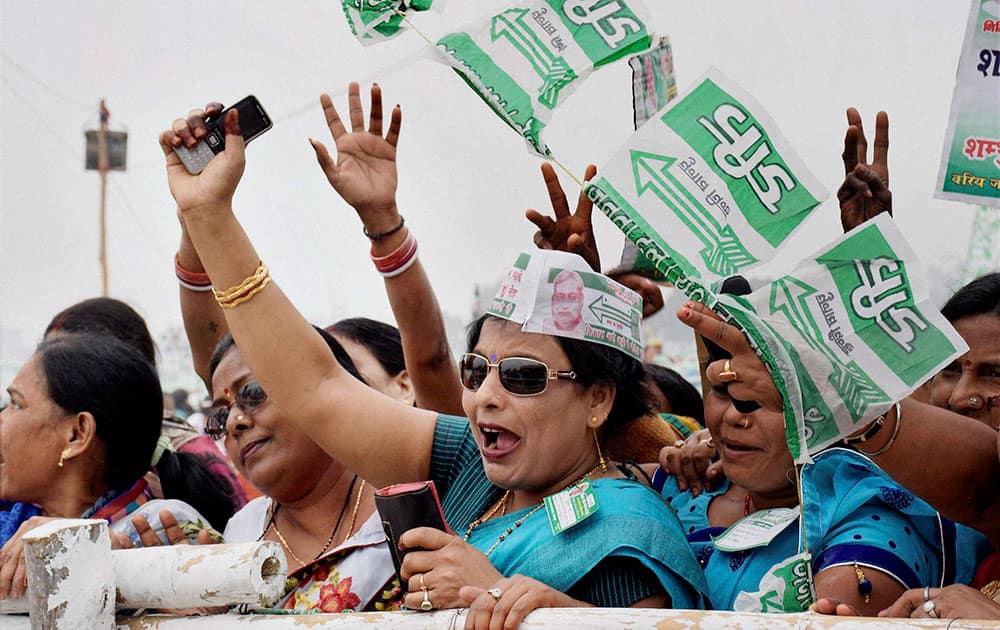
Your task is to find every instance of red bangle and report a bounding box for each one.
[371,230,418,277]
[175,252,211,287]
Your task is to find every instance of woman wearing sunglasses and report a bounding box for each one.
[195,328,403,613]
[160,83,709,628]
[174,182,415,611]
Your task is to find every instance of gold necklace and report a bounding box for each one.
[464,459,607,557]
[341,479,366,543]
[268,474,362,566]
[271,517,309,566]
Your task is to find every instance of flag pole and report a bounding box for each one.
[97,99,109,296]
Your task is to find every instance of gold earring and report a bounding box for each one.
[593,430,607,472]
[57,447,72,468]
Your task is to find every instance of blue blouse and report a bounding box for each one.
[655,447,989,610]
[430,414,710,609]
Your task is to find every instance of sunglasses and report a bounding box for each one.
[205,381,267,439]
[459,353,577,396]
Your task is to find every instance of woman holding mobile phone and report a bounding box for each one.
[159,83,709,628]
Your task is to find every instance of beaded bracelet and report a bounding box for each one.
[363,215,405,241]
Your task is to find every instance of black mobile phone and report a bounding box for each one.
[374,481,450,584]
[173,95,272,174]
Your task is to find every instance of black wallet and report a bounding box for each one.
[374,481,451,583]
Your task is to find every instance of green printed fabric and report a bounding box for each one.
[612,36,677,281]
[588,69,827,286]
[435,0,654,156]
[589,69,967,464]
[733,552,814,614]
[716,215,967,462]
[934,0,1000,207]
[342,0,433,44]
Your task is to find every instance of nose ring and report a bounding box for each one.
[740,417,749,429]
[237,415,246,422]
[970,396,983,409]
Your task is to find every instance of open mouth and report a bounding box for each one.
[480,425,521,459]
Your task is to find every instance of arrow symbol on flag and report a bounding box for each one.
[588,296,639,338]
[491,9,578,109]
[630,150,757,276]
[770,277,885,418]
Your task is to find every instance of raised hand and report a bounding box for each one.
[607,271,664,318]
[311,83,402,233]
[159,104,246,217]
[677,302,784,414]
[526,163,601,272]
[838,108,891,232]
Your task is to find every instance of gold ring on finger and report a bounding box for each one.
[699,437,715,449]
[421,589,433,611]
[719,358,738,382]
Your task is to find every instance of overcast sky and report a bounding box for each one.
[2,1,996,389]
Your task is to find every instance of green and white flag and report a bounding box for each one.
[934,0,1000,207]
[586,70,827,286]
[435,0,654,156]
[716,214,968,463]
[342,0,434,45]
[488,250,645,360]
[733,552,815,613]
[610,36,678,281]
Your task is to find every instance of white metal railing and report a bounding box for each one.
[0,519,994,629]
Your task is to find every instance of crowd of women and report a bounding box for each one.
[0,83,998,628]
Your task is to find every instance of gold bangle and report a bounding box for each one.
[214,263,271,309]
[217,274,271,309]
[213,262,268,301]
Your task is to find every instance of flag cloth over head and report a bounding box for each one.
[435,0,655,156]
[716,214,967,463]
[342,0,434,45]
[589,70,966,463]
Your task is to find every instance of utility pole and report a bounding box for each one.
[97,99,110,296]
